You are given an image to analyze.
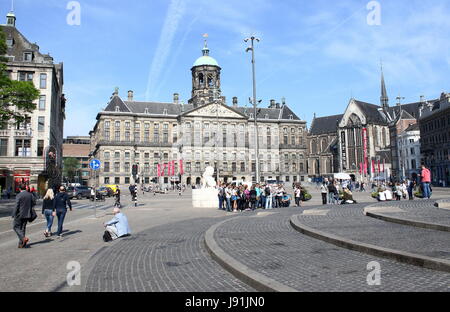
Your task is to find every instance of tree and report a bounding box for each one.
[63,157,80,182]
[0,28,40,125]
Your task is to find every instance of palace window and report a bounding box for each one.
[40,74,47,89]
[23,52,33,62]
[38,117,45,131]
[18,71,33,82]
[37,140,44,157]
[0,139,8,156]
[15,140,31,157]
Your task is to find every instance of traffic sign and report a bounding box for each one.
[90,159,101,171]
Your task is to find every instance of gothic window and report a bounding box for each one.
[321,139,327,152]
[311,140,317,154]
[347,114,362,127]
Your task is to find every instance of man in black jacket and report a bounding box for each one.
[12,184,36,248]
[54,186,72,238]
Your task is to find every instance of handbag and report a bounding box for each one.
[29,208,37,223]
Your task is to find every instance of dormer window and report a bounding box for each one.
[23,52,33,62]
[163,109,168,115]
[289,115,293,120]
[250,113,254,119]
[6,38,13,47]
[265,114,269,119]
[115,106,120,112]
[144,108,149,114]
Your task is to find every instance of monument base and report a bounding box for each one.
[192,188,219,209]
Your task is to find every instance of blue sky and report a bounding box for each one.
[2,0,450,136]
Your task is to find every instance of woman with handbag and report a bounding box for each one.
[42,189,55,237]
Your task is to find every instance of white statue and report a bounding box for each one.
[202,166,217,189]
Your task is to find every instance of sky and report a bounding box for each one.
[2,0,450,137]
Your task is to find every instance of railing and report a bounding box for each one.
[0,130,10,136]
[14,130,33,137]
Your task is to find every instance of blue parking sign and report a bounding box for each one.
[90,159,101,170]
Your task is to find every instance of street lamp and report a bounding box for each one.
[244,36,261,184]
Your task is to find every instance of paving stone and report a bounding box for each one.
[213,207,450,292]
[85,217,255,292]
[368,199,450,226]
[299,203,450,260]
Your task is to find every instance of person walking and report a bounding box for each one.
[321,182,328,205]
[225,184,232,212]
[114,187,121,208]
[420,165,432,199]
[294,184,302,207]
[218,184,225,211]
[12,184,36,248]
[42,189,55,238]
[276,185,284,208]
[54,186,72,238]
[249,186,257,211]
[265,185,273,209]
[327,182,337,205]
[408,179,415,200]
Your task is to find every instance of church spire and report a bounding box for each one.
[202,33,210,56]
[380,62,389,109]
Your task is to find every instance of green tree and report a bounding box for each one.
[0,28,40,124]
[63,157,80,182]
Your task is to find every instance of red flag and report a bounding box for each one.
[359,163,362,175]
[179,159,184,175]
[382,160,385,172]
[157,164,161,177]
[372,159,375,174]
[171,160,176,176]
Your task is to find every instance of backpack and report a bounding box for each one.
[103,230,112,242]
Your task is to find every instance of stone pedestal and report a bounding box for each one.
[192,188,219,209]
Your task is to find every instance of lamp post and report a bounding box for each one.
[245,36,261,184]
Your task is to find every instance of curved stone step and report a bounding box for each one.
[205,208,450,291]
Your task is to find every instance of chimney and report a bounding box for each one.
[281,97,286,106]
[173,93,179,104]
[269,99,276,108]
[275,102,280,109]
[112,87,119,97]
[128,90,134,101]
[232,97,238,107]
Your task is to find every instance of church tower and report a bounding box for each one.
[189,38,222,108]
[380,63,389,110]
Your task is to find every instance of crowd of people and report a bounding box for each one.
[318,179,358,205]
[216,183,304,212]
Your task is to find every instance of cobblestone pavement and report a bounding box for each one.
[212,207,449,291]
[298,203,450,260]
[1,187,449,292]
[367,199,450,226]
[85,217,254,292]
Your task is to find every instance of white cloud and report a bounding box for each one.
[145,0,188,101]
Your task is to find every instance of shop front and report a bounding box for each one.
[13,170,31,193]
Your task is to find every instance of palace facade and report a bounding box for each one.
[89,42,308,187]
